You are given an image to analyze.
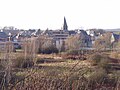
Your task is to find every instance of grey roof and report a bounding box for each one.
[3,30,20,36]
[0,32,8,38]
[79,30,89,37]
[31,29,41,36]
[112,33,120,41]
[69,30,76,35]
[79,30,88,35]
[19,30,32,37]
[77,30,91,41]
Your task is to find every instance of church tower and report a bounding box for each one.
[63,17,68,31]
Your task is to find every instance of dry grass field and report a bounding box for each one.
[0,51,120,90]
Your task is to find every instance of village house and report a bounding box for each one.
[86,29,105,45]
[111,33,120,43]
[77,30,92,48]
[0,30,8,42]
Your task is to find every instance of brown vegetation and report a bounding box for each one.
[0,37,120,90]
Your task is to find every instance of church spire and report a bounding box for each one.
[63,17,68,31]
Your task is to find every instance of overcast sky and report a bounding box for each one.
[0,0,120,30]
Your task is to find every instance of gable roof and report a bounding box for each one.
[78,30,91,39]
[19,30,32,37]
[112,33,120,41]
[0,32,8,38]
[3,30,20,36]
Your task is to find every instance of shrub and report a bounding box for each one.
[89,53,111,72]
[87,69,119,89]
[0,59,5,70]
[87,68,107,89]
[66,50,79,55]
[65,50,85,55]
[39,45,59,54]
[0,71,4,84]
[88,53,103,65]
[98,57,110,71]
[13,56,34,68]
[36,58,45,64]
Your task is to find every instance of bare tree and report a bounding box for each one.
[0,41,14,90]
[36,35,48,52]
[93,32,112,51]
[22,37,38,66]
[65,35,82,50]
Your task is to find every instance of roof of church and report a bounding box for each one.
[63,17,68,31]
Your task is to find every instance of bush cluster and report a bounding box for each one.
[39,45,59,54]
[88,53,110,71]
[66,50,85,55]
[88,53,102,65]
[87,68,118,89]
[0,59,5,70]
[13,56,34,68]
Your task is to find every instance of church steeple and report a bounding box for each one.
[63,17,68,31]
